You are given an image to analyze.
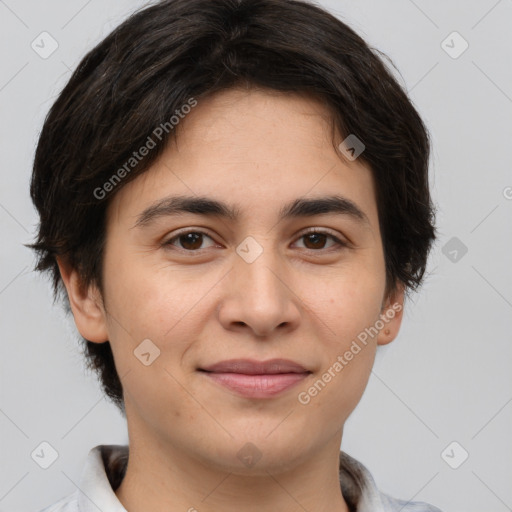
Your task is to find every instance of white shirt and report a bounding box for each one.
[36,445,443,512]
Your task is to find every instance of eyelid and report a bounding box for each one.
[293,227,350,249]
[162,228,219,249]
[297,227,347,241]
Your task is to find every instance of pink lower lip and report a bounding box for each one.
[200,371,309,398]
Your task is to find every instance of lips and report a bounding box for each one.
[198,358,311,398]
[198,358,310,375]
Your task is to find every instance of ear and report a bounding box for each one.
[376,281,405,346]
[57,256,109,343]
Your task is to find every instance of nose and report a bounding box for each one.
[217,243,301,338]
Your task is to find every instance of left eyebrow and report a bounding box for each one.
[132,194,370,229]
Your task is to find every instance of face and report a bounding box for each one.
[63,87,404,474]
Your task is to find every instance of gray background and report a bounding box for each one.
[1,1,511,511]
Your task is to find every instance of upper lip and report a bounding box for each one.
[199,358,310,375]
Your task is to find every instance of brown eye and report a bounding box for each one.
[178,232,203,250]
[294,230,347,251]
[303,232,328,249]
[164,230,216,251]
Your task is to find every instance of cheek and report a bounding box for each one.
[101,259,213,424]
[304,262,385,346]
[296,301,377,438]
[101,253,225,396]
[103,247,216,336]
[294,265,383,415]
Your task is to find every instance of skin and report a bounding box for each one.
[58,86,404,512]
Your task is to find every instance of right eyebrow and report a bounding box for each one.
[132,195,240,229]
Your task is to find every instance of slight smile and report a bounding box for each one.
[198,358,312,399]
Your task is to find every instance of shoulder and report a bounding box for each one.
[379,491,444,511]
[338,450,444,512]
[35,491,79,512]
[34,444,128,512]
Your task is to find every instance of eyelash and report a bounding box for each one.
[162,228,348,253]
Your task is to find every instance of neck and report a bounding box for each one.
[114,432,350,512]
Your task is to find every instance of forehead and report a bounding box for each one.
[173,87,337,155]
[107,87,378,230]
